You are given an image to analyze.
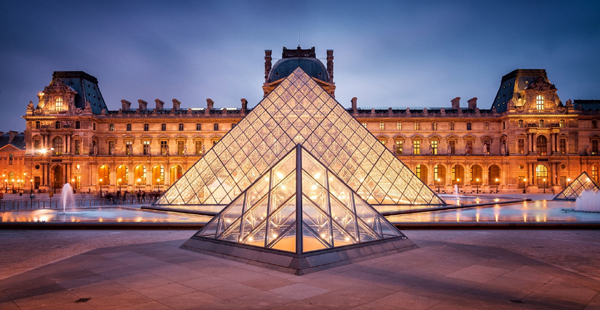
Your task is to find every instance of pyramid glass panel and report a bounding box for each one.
[192,146,407,258]
[554,172,600,200]
[156,68,443,212]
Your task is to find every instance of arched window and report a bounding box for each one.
[134,165,147,186]
[537,136,548,156]
[153,165,165,187]
[434,165,446,184]
[489,165,501,185]
[536,165,548,186]
[55,97,64,112]
[536,95,544,110]
[170,165,183,184]
[415,164,428,184]
[116,165,129,185]
[98,165,110,186]
[452,165,464,185]
[470,165,483,184]
[52,137,63,155]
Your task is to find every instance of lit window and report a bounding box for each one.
[415,165,421,178]
[161,141,168,155]
[395,140,403,155]
[484,122,489,130]
[414,122,419,130]
[536,95,544,110]
[413,140,420,155]
[559,120,565,128]
[55,97,63,112]
[362,123,367,128]
[431,140,438,155]
[593,165,599,182]
[396,122,402,130]
[432,122,437,131]
[195,141,203,155]
[379,139,386,145]
[143,141,150,155]
[126,141,133,155]
[178,141,185,155]
[518,120,523,128]
[539,120,544,128]
[109,124,115,131]
[379,122,385,130]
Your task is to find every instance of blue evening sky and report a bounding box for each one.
[1,0,599,132]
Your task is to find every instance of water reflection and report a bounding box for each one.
[387,200,600,223]
[0,207,211,223]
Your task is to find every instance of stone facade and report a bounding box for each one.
[4,48,600,195]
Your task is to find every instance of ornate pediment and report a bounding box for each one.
[525,76,556,91]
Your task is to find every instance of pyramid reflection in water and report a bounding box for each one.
[181,145,416,275]
[155,68,444,213]
[554,171,600,201]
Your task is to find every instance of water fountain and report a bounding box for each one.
[574,190,600,213]
[61,183,76,214]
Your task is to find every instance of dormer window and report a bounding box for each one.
[55,97,64,112]
[536,95,544,110]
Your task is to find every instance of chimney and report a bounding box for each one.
[351,97,358,114]
[241,98,248,114]
[172,99,181,110]
[155,99,164,110]
[451,97,460,109]
[138,99,148,110]
[467,97,477,109]
[264,50,272,81]
[327,50,334,82]
[205,99,214,115]
[8,131,18,143]
[121,100,131,111]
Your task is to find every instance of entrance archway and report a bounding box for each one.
[170,165,183,184]
[52,166,63,190]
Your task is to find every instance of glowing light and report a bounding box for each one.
[311,185,317,190]
[276,172,284,179]
[272,234,278,238]
[314,173,321,179]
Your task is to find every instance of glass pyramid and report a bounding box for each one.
[155,67,444,211]
[554,172,600,200]
[195,145,403,253]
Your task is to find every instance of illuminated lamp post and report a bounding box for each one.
[436,178,441,193]
[476,178,480,194]
[29,178,35,206]
[118,178,122,192]
[137,178,142,193]
[523,178,527,194]
[495,178,499,194]
[11,179,15,193]
[543,178,547,193]
[2,174,5,193]
[156,178,161,192]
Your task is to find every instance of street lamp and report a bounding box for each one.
[11,179,15,193]
[475,178,480,194]
[156,178,161,192]
[2,174,5,193]
[29,178,34,205]
[495,178,499,194]
[137,178,142,193]
[436,178,441,193]
[543,178,547,193]
[118,178,122,192]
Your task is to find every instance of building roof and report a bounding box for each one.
[267,47,330,83]
[0,132,26,151]
[491,69,549,113]
[574,100,600,111]
[52,71,108,114]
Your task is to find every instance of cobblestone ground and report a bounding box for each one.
[0,230,194,280]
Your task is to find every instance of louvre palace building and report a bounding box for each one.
[2,46,600,196]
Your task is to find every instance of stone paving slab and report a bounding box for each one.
[0,230,599,309]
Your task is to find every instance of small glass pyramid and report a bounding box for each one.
[195,145,402,254]
[155,67,444,211]
[554,172,600,200]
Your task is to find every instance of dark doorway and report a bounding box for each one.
[52,166,63,190]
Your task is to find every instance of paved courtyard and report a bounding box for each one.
[1,229,600,309]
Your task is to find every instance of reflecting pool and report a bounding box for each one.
[0,207,211,223]
[387,200,600,223]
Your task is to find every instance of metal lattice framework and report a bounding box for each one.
[196,145,402,253]
[155,68,444,210]
[554,171,600,200]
